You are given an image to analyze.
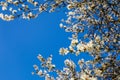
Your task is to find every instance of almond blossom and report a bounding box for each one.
[1,0,120,80]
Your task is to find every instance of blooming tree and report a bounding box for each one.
[0,0,120,80]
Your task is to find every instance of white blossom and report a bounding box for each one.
[59,48,69,55]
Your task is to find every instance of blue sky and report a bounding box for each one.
[0,10,92,80]
[0,11,70,80]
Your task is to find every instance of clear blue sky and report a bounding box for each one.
[0,11,92,80]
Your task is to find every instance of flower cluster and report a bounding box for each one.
[58,1,120,79]
[33,54,99,80]
[0,0,67,20]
